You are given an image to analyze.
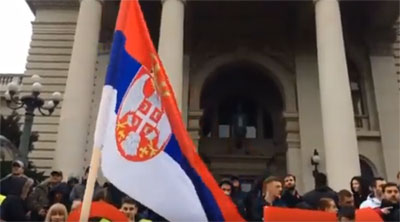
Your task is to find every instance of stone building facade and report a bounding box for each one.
[1,0,398,192]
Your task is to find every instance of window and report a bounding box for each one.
[348,61,368,129]
[218,125,230,138]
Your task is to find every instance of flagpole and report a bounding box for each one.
[79,146,101,221]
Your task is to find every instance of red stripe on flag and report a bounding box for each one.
[116,0,153,69]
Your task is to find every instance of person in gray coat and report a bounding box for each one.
[69,167,101,202]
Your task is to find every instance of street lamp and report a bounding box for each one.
[311,149,320,178]
[4,75,62,165]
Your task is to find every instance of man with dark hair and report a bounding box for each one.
[337,206,355,222]
[219,180,233,196]
[317,197,338,213]
[120,196,139,222]
[338,189,354,208]
[360,177,386,209]
[303,173,338,209]
[379,183,399,222]
[281,174,302,208]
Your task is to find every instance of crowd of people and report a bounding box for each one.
[218,172,400,222]
[0,161,165,222]
[0,159,399,222]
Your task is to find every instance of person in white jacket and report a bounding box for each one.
[360,177,386,209]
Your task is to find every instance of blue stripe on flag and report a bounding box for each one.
[164,135,225,221]
[105,31,142,113]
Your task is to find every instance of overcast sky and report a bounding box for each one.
[0,0,34,74]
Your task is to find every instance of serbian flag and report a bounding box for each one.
[93,0,244,221]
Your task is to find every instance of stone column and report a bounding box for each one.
[158,0,185,110]
[314,0,360,190]
[53,0,102,178]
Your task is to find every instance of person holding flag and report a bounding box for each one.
[79,0,245,221]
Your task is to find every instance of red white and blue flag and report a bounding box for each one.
[94,0,244,221]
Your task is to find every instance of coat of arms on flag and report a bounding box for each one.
[115,55,172,162]
[116,67,171,161]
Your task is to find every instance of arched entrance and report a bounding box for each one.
[359,155,377,187]
[198,61,287,183]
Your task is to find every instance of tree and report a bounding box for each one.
[0,111,39,152]
[0,112,45,182]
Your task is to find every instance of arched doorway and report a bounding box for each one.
[198,61,287,183]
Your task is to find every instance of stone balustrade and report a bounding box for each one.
[0,73,25,93]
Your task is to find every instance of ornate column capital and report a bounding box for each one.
[161,0,186,5]
[314,0,340,4]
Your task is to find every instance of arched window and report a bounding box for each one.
[359,155,377,187]
[200,62,283,141]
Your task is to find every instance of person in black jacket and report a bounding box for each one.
[245,177,264,221]
[0,195,27,221]
[380,183,399,222]
[230,176,247,218]
[256,176,286,221]
[0,160,33,201]
[281,174,302,208]
[350,176,368,208]
[302,173,338,209]
[337,206,355,222]
[48,182,71,210]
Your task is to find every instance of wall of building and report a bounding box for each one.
[369,41,400,182]
[357,136,386,177]
[21,5,78,174]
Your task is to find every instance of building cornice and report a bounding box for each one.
[26,0,80,14]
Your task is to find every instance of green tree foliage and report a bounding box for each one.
[0,112,39,152]
[0,112,45,182]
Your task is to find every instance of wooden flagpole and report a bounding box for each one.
[79,146,102,221]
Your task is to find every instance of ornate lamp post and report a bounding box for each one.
[311,149,321,178]
[4,75,62,165]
